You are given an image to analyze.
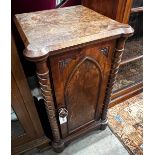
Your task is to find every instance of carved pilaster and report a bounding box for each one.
[35,61,61,143]
[101,37,128,123]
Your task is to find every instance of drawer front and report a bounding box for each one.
[50,40,116,138]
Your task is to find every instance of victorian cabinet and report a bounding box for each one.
[82,0,143,108]
[14,5,133,152]
[11,34,50,154]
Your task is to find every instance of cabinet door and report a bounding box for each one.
[50,40,116,138]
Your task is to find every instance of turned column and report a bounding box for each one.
[101,37,128,124]
[35,60,62,144]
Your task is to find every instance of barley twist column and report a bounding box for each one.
[35,60,64,151]
[101,37,128,129]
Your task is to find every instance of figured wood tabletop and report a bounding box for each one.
[14,5,133,61]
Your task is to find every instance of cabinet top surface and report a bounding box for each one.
[14,5,133,60]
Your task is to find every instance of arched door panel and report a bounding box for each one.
[65,57,102,133]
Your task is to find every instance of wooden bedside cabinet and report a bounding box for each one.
[14,5,133,152]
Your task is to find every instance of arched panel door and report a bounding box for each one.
[65,57,103,133]
[50,40,116,138]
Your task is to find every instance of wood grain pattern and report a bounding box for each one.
[83,0,133,24]
[14,5,133,60]
[12,136,49,155]
[14,5,134,152]
[50,40,116,139]
[82,0,118,19]
[66,57,102,133]
[109,83,143,108]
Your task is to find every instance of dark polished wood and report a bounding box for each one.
[11,34,50,154]
[109,82,143,108]
[101,37,128,122]
[12,136,50,155]
[111,81,143,100]
[82,0,133,24]
[50,40,116,137]
[82,0,118,20]
[14,5,133,152]
[35,60,64,151]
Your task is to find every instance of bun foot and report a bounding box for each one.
[52,141,65,153]
[100,119,108,130]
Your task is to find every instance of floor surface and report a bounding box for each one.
[25,127,129,155]
[108,93,143,154]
